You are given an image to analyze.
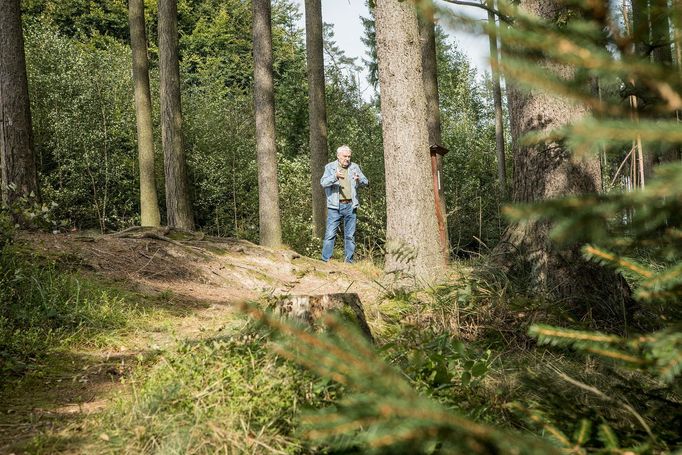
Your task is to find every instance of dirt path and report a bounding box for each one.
[0,232,384,453]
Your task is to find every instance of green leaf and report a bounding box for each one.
[471,361,487,378]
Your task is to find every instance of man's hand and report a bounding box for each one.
[352,172,359,182]
[336,168,344,179]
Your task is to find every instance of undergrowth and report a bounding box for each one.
[95,320,339,454]
[0,223,153,380]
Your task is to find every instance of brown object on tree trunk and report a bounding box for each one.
[129,0,161,227]
[252,0,283,248]
[274,293,374,342]
[376,0,445,281]
[158,0,194,231]
[305,0,329,240]
[0,0,40,209]
[418,2,450,261]
[494,0,633,319]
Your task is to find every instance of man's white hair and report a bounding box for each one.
[336,144,352,156]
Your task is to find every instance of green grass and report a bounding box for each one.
[95,322,335,454]
[0,244,170,379]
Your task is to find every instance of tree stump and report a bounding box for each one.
[274,293,374,343]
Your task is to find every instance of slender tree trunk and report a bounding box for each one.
[495,0,631,316]
[631,0,655,179]
[650,0,673,65]
[487,0,507,200]
[305,0,328,239]
[418,2,449,261]
[674,0,682,76]
[0,0,40,209]
[158,0,194,230]
[376,0,444,280]
[650,0,679,162]
[252,0,282,247]
[129,0,161,227]
[632,0,650,60]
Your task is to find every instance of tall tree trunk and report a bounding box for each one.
[631,0,655,179]
[158,0,194,230]
[252,0,282,247]
[418,2,449,261]
[495,0,631,316]
[632,0,650,59]
[650,0,679,162]
[376,0,444,280]
[305,0,328,239]
[650,0,673,65]
[129,0,161,227]
[487,0,507,200]
[674,0,682,76]
[0,0,40,209]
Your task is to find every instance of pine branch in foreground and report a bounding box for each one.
[242,303,559,454]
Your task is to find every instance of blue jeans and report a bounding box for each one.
[321,203,357,262]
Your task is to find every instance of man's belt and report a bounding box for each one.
[339,199,352,203]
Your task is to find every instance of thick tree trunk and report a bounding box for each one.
[158,0,194,230]
[252,0,282,247]
[418,3,449,261]
[0,0,40,208]
[305,0,329,239]
[487,0,507,200]
[129,0,161,227]
[495,1,631,317]
[376,0,445,280]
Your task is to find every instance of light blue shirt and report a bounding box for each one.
[320,161,368,209]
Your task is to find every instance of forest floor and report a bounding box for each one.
[0,231,386,453]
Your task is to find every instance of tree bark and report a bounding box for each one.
[252,0,282,247]
[650,0,673,65]
[376,0,445,280]
[650,0,679,162]
[305,0,329,239]
[674,0,682,76]
[129,0,161,227]
[158,0,194,230]
[487,0,507,200]
[495,0,632,316]
[631,0,655,180]
[0,0,40,208]
[418,2,450,261]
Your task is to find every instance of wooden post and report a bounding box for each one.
[430,144,449,261]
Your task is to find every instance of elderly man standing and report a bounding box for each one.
[320,145,369,262]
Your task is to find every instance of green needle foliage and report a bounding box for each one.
[243,304,558,454]
[471,0,682,441]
